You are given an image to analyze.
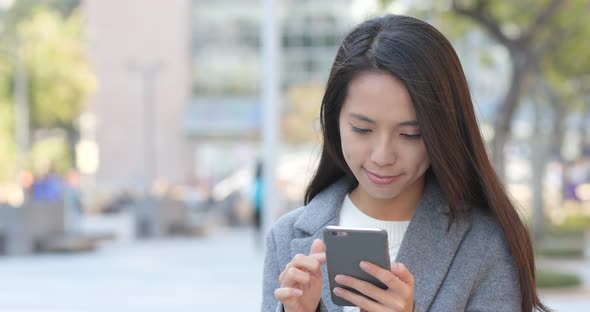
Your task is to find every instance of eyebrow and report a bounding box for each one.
[348,113,419,127]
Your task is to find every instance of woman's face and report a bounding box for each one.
[339,72,430,203]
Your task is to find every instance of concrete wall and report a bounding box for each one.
[83,0,191,193]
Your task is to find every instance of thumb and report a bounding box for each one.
[309,238,326,255]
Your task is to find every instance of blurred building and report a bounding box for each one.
[188,0,371,181]
[82,0,378,196]
[83,0,191,194]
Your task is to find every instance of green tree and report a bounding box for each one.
[0,0,90,180]
[19,8,96,132]
[449,0,588,179]
[0,98,16,181]
[528,2,590,240]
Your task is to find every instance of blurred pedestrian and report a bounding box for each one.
[63,170,83,235]
[253,161,264,244]
[262,14,549,312]
[31,167,63,203]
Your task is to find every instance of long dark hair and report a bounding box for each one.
[305,14,548,312]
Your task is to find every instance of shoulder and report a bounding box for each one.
[462,207,515,271]
[467,208,508,249]
[268,205,306,238]
[266,202,321,246]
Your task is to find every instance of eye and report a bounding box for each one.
[401,133,422,140]
[351,126,371,134]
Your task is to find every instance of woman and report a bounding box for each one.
[262,14,549,312]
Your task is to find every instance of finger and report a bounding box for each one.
[360,261,405,290]
[334,274,391,304]
[280,255,322,285]
[274,287,303,301]
[289,253,323,278]
[310,251,326,264]
[280,267,311,288]
[333,287,381,311]
[391,262,415,287]
[309,239,325,255]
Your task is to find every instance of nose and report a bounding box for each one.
[370,136,397,167]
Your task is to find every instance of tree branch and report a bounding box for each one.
[451,0,513,48]
[533,20,577,66]
[520,0,564,45]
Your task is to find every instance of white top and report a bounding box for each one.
[339,194,410,312]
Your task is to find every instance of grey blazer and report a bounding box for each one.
[262,177,521,312]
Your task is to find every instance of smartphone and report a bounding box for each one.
[323,226,391,306]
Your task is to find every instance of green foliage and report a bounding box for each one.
[450,0,556,37]
[0,51,16,181]
[536,222,587,259]
[19,8,96,129]
[29,135,71,174]
[537,247,584,258]
[551,214,590,232]
[536,269,582,288]
[0,1,94,180]
[540,0,590,113]
[435,10,480,40]
[45,0,80,17]
[0,99,16,181]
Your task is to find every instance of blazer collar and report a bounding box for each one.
[292,173,455,235]
[293,177,352,235]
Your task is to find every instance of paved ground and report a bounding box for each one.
[0,228,264,311]
[0,214,587,311]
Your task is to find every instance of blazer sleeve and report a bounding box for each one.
[465,228,521,311]
[261,228,329,312]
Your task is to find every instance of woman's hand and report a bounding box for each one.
[274,239,327,312]
[333,261,415,312]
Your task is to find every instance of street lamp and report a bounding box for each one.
[261,0,280,239]
[127,59,165,238]
[127,60,165,195]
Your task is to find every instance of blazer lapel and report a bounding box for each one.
[396,178,472,312]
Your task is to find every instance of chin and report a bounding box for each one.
[370,190,401,200]
[362,182,402,200]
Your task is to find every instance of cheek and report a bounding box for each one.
[339,131,361,168]
[416,151,431,172]
[407,145,430,171]
[340,137,354,164]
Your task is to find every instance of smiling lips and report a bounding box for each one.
[365,169,401,185]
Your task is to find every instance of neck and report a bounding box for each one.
[350,177,425,221]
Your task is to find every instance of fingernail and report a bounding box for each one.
[335,274,347,283]
[360,261,370,270]
[293,289,303,296]
[333,287,344,295]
